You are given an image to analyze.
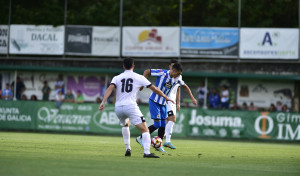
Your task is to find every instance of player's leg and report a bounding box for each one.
[164,102,177,149]
[156,105,167,153]
[136,100,161,146]
[129,105,159,158]
[122,122,131,156]
[116,106,131,156]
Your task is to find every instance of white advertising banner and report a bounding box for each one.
[9,25,64,55]
[122,27,179,57]
[92,27,120,56]
[240,28,298,59]
[237,79,294,108]
[0,25,8,54]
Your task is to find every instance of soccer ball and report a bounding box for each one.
[151,136,162,149]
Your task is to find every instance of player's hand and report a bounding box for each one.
[99,103,105,111]
[192,98,197,106]
[177,103,181,111]
[139,86,144,91]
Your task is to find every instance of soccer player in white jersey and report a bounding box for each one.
[99,58,174,158]
[136,63,184,153]
[163,59,197,149]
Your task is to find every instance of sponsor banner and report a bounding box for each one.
[237,79,294,108]
[0,101,36,130]
[240,28,298,59]
[0,25,8,54]
[189,109,300,141]
[181,27,239,57]
[9,25,64,55]
[122,27,179,57]
[65,26,92,54]
[1,100,299,141]
[92,27,120,56]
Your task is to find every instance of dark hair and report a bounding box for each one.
[171,63,183,72]
[170,58,178,64]
[123,58,134,69]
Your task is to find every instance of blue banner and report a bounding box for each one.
[181,27,239,57]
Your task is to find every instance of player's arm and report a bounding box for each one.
[176,86,181,111]
[99,84,115,111]
[139,69,151,91]
[143,69,151,78]
[148,85,175,104]
[183,84,197,106]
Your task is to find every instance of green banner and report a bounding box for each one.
[0,100,299,141]
[189,109,300,141]
[0,100,36,130]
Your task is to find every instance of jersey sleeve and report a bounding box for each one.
[178,76,185,86]
[150,69,165,76]
[139,75,152,88]
[110,76,117,88]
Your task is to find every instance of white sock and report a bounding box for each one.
[122,127,131,150]
[142,132,151,154]
[165,121,174,143]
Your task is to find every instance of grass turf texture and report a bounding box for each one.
[0,132,299,176]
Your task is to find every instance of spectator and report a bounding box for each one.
[11,76,26,100]
[220,85,229,109]
[276,101,282,112]
[269,103,276,112]
[282,104,290,112]
[248,102,258,111]
[56,90,64,108]
[55,74,65,95]
[30,95,38,101]
[1,83,13,100]
[96,97,102,104]
[42,81,51,101]
[230,101,240,110]
[241,102,248,110]
[196,81,208,108]
[75,90,84,103]
[21,94,27,101]
[208,88,220,109]
[64,89,75,103]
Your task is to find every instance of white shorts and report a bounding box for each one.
[115,104,145,126]
[166,101,176,117]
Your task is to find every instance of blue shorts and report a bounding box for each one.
[149,99,167,120]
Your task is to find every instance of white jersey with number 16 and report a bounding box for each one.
[111,70,152,107]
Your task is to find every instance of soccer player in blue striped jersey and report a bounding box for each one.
[136,63,183,153]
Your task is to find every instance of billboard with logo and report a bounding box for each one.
[181,27,239,58]
[92,26,120,56]
[9,25,64,55]
[1,101,299,141]
[237,79,294,108]
[65,26,120,56]
[65,26,92,54]
[189,109,300,141]
[240,28,298,59]
[122,27,180,57]
[0,25,8,54]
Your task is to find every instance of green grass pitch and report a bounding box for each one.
[0,132,299,176]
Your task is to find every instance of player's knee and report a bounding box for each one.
[168,115,176,123]
[161,119,166,128]
[153,120,161,128]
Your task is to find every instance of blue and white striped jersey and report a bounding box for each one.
[149,69,185,105]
